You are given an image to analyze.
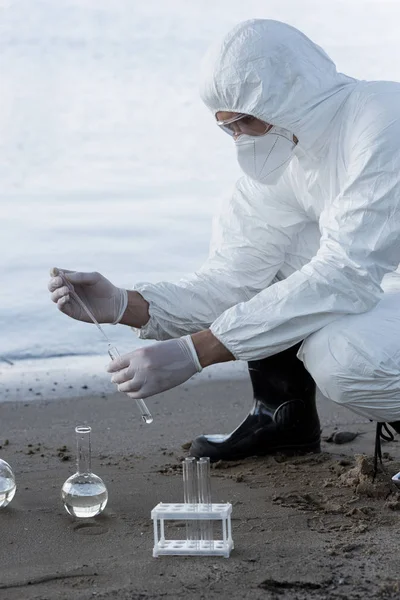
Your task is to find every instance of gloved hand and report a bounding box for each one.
[107,336,203,398]
[48,267,128,324]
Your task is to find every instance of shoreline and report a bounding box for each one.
[0,354,249,403]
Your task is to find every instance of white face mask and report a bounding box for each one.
[235,126,296,184]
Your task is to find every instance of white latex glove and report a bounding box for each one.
[48,267,128,324]
[107,336,203,398]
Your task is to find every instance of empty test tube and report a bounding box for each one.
[107,346,153,424]
[197,457,214,550]
[183,457,199,548]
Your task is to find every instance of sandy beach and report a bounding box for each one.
[1,379,400,600]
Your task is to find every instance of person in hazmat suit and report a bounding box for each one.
[48,19,400,465]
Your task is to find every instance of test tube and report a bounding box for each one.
[182,457,199,548]
[108,346,153,424]
[197,457,214,550]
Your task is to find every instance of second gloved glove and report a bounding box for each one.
[107,336,203,398]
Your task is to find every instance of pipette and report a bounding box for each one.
[57,270,153,424]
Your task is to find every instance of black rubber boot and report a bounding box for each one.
[189,343,321,461]
[389,422,400,434]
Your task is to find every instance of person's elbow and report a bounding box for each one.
[304,251,384,315]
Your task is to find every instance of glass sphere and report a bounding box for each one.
[61,472,108,518]
[0,458,16,508]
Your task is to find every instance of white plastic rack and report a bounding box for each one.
[151,502,233,557]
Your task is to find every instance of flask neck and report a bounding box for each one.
[75,426,92,474]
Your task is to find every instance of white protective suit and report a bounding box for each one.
[134,20,400,423]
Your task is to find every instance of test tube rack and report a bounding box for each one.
[151,456,234,558]
[151,502,233,557]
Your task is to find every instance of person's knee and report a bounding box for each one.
[298,300,400,422]
[298,324,362,406]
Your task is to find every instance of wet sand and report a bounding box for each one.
[1,379,400,600]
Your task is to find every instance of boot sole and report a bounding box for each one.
[190,438,321,462]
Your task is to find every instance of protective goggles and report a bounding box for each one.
[216,113,272,137]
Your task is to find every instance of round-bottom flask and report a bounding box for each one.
[61,426,108,518]
[0,458,16,508]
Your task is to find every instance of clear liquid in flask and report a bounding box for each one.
[62,473,108,518]
[0,459,16,508]
[61,425,108,518]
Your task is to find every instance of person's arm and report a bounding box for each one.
[204,105,400,362]
[191,328,234,367]
[120,295,235,366]
[119,290,150,327]
[131,175,307,340]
